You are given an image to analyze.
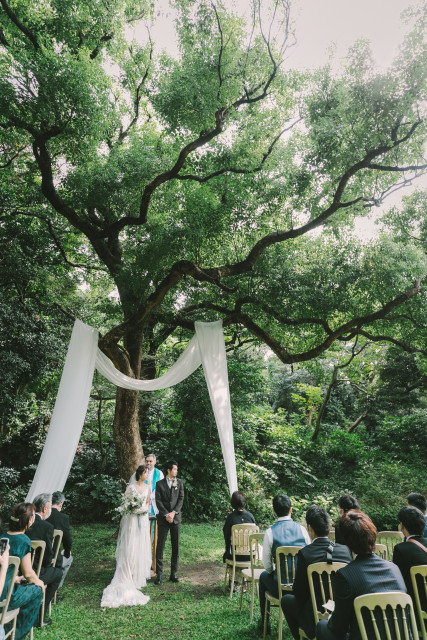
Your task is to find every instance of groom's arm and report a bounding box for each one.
[155,483,169,518]
[174,481,185,515]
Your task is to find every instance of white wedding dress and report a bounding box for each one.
[101,484,152,608]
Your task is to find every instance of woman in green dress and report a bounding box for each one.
[1,503,45,640]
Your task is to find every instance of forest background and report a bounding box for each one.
[0,0,426,532]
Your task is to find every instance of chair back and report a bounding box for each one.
[354,591,418,640]
[307,561,348,623]
[51,529,63,567]
[31,539,46,577]
[410,565,427,640]
[248,532,264,573]
[376,531,404,557]
[328,529,335,543]
[275,546,303,596]
[231,523,259,560]
[0,556,20,625]
[374,543,388,560]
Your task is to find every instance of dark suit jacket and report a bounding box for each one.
[327,553,406,640]
[46,507,72,559]
[27,513,54,568]
[293,537,353,607]
[393,536,427,604]
[155,478,184,525]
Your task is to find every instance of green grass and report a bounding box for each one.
[34,522,293,640]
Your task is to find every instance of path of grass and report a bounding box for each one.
[32,522,293,640]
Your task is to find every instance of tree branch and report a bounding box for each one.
[0,0,39,49]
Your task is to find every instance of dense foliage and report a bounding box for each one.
[0,0,426,527]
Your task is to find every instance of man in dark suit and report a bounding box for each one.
[281,505,353,639]
[393,505,427,632]
[316,510,406,640]
[46,491,73,591]
[27,493,62,627]
[154,460,184,585]
[407,493,427,537]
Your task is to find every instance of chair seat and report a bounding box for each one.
[225,559,251,569]
[3,607,19,624]
[241,567,263,581]
[266,590,280,606]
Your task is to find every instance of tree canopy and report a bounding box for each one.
[1,0,426,480]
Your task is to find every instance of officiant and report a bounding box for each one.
[145,454,164,515]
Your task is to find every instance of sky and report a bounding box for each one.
[129,0,426,239]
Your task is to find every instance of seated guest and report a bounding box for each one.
[27,493,62,626]
[316,510,406,640]
[407,493,427,537]
[0,538,9,640]
[393,505,427,632]
[334,494,360,544]
[223,490,256,562]
[281,505,352,640]
[258,494,310,634]
[1,503,45,640]
[46,491,73,592]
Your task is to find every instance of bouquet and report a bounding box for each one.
[116,492,148,516]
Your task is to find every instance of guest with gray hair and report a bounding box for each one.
[27,493,62,627]
[47,491,73,591]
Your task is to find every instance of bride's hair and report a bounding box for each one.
[135,465,147,481]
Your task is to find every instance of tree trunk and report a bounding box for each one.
[113,386,144,485]
[347,410,368,433]
[312,366,338,442]
[105,323,146,486]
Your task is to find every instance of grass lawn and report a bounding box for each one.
[33,522,294,640]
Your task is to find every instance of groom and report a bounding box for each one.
[154,460,184,584]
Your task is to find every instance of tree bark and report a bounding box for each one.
[312,366,339,441]
[347,410,368,433]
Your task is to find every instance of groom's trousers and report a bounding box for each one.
[156,519,180,575]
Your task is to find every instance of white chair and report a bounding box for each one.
[0,556,20,640]
[239,532,264,622]
[264,546,303,640]
[223,523,259,597]
[354,591,418,640]
[410,565,427,640]
[376,531,404,558]
[374,543,388,560]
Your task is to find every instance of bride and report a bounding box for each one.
[101,465,152,607]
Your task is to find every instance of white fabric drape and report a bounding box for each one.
[26,319,237,501]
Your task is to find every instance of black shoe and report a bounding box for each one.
[36,618,53,628]
[154,573,163,585]
[169,573,179,583]
[257,619,271,636]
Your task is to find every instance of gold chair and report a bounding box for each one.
[376,531,404,558]
[29,540,46,640]
[223,523,259,598]
[328,529,335,543]
[48,529,64,614]
[374,543,388,560]
[0,556,20,640]
[264,545,303,640]
[354,591,418,640]
[410,565,427,640]
[239,532,264,622]
[51,529,63,567]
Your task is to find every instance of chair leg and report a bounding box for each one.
[239,578,244,610]
[264,599,268,639]
[230,566,235,598]
[278,606,283,640]
[223,565,228,593]
[249,580,255,623]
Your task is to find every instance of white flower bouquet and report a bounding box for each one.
[116,493,148,516]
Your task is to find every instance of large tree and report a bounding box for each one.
[1,0,426,481]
